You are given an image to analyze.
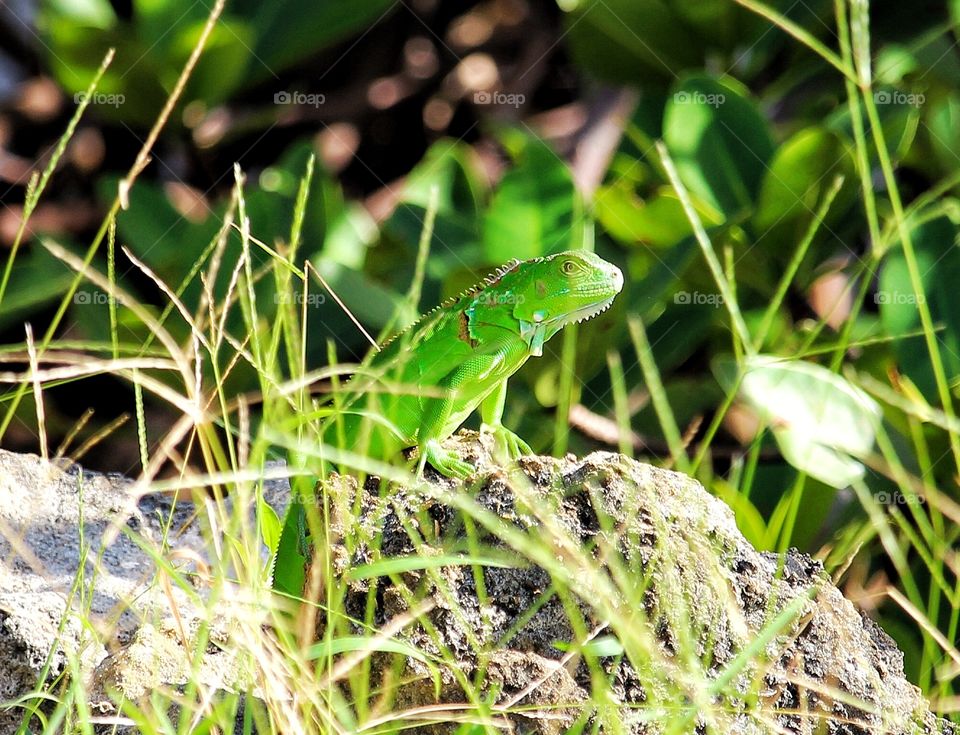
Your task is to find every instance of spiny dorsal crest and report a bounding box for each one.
[482,258,522,287]
[378,258,523,350]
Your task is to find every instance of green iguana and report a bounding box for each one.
[273,250,623,597]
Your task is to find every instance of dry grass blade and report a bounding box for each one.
[117,0,227,207]
[306,260,380,352]
[24,324,47,460]
[39,239,196,394]
[0,358,179,383]
[887,586,960,672]
[121,245,212,354]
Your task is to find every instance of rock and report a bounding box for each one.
[88,616,244,708]
[0,435,954,734]
[316,431,955,735]
[0,448,229,732]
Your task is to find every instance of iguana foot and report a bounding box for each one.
[481,423,533,461]
[421,439,475,479]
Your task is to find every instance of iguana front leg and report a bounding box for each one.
[480,379,532,459]
[417,340,528,478]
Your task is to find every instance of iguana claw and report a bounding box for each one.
[421,439,475,479]
[481,423,533,460]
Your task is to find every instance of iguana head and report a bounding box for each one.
[472,250,623,357]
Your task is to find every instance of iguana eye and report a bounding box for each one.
[562,260,579,275]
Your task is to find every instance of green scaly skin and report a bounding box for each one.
[273,251,624,598]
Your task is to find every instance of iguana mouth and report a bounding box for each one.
[547,294,618,327]
[571,295,617,325]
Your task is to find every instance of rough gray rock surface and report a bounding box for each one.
[320,431,955,735]
[0,448,264,732]
[0,452,165,728]
[0,435,954,734]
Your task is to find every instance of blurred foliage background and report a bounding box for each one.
[1,0,959,715]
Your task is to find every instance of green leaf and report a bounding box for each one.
[387,205,483,280]
[258,496,282,561]
[169,20,255,105]
[0,246,77,330]
[559,0,761,85]
[323,203,378,271]
[664,76,775,219]
[925,93,960,173]
[108,140,338,286]
[712,479,769,549]
[39,17,170,126]
[879,215,960,398]
[560,0,703,84]
[595,185,722,248]
[452,727,488,735]
[384,139,486,275]
[775,478,838,550]
[483,133,580,262]
[271,496,307,600]
[624,236,699,315]
[753,127,856,232]
[716,355,882,488]
[403,139,486,218]
[826,96,919,167]
[876,36,960,88]
[40,0,397,121]
[241,0,398,81]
